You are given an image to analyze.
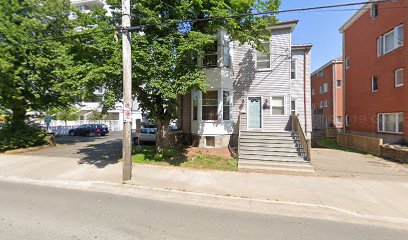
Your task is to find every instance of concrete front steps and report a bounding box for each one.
[238,160,315,175]
[238,131,312,174]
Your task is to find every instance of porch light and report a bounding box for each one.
[263,98,270,109]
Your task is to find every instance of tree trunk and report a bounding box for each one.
[10,107,27,130]
[156,120,170,153]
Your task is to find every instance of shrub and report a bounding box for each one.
[0,123,47,151]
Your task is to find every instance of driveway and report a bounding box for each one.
[312,148,408,181]
[18,131,123,168]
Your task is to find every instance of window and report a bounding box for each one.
[337,116,342,124]
[320,101,323,109]
[371,3,378,18]
[256,43,270,69]
[291,59,296,79]
[378,25,404,56]
[223,44,230,68]
[291,100,296,116]
[378,113,404,133]
[312,88,315,96]
[202,91,218,120]
[395,68,404,87]
[345,115,350,126]
[337,80,342,87]
[193,90,199,120]
[371,76,378,92]
[317,70,324,77]
[345,57,350,69]
[323,100,328,108]
[206,136,215,147]
[320,83,328,94]
[203,41,218,68]
[311,103,315,109]
[223,91,231,120]
[271,96,285,115]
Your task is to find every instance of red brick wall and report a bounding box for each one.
[344,1,408,140]
[311,62,343,127]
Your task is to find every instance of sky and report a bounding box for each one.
[278,0,361,72]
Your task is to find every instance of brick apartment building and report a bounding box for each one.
[311,58,343,129]
[339,0,407,143]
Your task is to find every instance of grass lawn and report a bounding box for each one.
[317,138,365,154]
[132,145,237,171]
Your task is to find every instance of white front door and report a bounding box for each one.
[248,97,262,129]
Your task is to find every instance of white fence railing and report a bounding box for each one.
[48,120,122,136]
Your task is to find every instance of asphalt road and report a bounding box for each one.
[0,181,407,240]
[17,132,123,165]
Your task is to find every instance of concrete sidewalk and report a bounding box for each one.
[0,152,408,230]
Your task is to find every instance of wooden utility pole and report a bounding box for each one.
[122,0,132,181]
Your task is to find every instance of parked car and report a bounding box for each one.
[132,127,157,144]
[68,124,109,137]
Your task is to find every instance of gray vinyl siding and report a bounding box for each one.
[232,28,292,133]
[291,48,312,134]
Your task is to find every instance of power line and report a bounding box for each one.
[126,0,393,31]
[19,0,400,44]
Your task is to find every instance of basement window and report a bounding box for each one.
[378,113,404,134]
[205,136,215,147]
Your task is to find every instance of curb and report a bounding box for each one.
[0,175,407,231]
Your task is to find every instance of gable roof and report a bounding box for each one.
[339,1,374,32]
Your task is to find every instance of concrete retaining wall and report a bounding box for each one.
[337,133,383,155]
[381,145,408,164]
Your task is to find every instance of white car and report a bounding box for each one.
[132,128,157,144]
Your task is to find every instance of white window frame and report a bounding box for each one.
[377,112,404,134]
[311,103,315,109]
[345,115,350,126]
[320,101,323,109]
[323,100,328,108]
[395,68,404,87]
[270,95,287,116]
[370,3,378,19]
[345,57,350,69]
[320,83,328,94]
[371,76,378,92]
[256,42,271,70]
[222,89,233,121]
[378,25,404,56]
[312,88,315,96]
[337,116,342,124]
[291,58,296,80]
[317,70,324,77]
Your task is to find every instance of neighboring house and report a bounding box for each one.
[177,20,312,167]
[311,58,343,129]
[339,0,407,143]
[70,0,143,128]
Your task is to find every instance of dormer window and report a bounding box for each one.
[203,41,218,68]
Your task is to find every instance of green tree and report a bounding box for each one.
[70,0,281,152]
[0,0,77,129]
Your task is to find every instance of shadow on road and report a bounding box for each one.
[76,139,122,168]
[55,135,99,145]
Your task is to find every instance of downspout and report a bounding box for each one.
[332,63,337,127]
[303,49,308,134]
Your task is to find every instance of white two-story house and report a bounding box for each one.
[177,20,312,168]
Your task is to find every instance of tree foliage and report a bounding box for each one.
[0,0,78,128]
[106,0,280,151]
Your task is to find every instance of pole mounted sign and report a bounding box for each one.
[123,103,132,123]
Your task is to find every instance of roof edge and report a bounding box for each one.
[339,3,372,32]
[311,58,343,76]
[268,20,299,32]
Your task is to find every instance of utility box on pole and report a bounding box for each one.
[122,0,132,181]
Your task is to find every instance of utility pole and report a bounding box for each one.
[122,0,132,181]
